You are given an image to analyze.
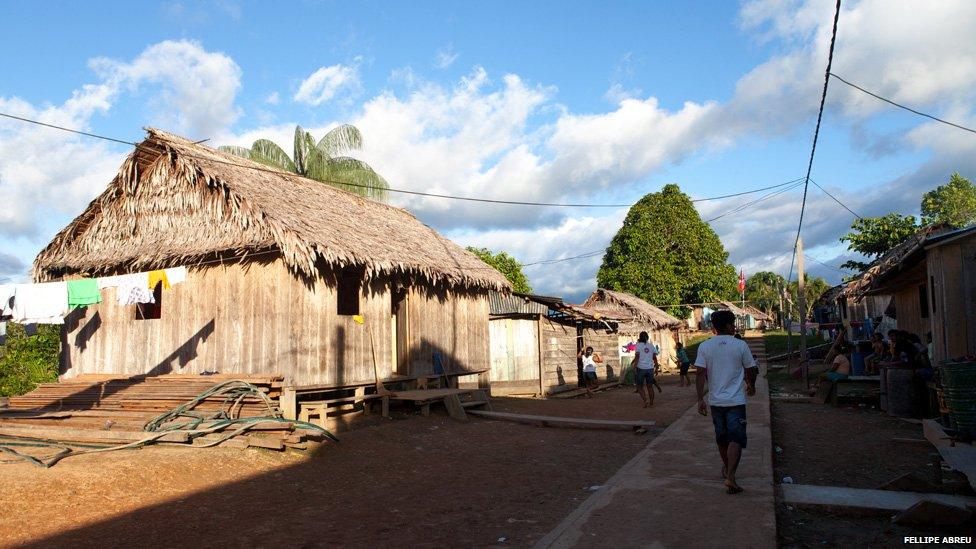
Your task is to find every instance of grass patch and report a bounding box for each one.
[764,330,816,357]
[685,333,712,361]
[0,323,60,397]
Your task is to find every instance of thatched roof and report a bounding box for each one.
[33,129,510,291]
[845,224,952,300]
[580,289,682,331]
[743,305,772,321]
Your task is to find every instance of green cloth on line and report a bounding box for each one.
[67,278,102,309]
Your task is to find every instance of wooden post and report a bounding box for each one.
[797,237,809,390]
[537,315,545,398]
[281,386,297,420]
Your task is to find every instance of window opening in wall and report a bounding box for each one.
[337,269,362,316]
[136,282,163,320]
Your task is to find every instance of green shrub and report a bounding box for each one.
[0,323,61,397]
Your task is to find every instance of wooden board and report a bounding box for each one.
[779,483,976,513]
[923,419,976,491]
[466,409,655,431]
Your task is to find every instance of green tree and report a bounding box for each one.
[786,276,831,321]
[921,173,976,227]
[745,271,786,317]
[466,247,532,293]
[220,125,389,200]
[596,184,737,318]
[839,213,919,271]
[0,323,60,397]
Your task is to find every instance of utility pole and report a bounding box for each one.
[797,237,808,389]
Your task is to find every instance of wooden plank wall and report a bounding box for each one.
[892,286,926,340]
[540,317,579,393]
[61,260,490,387]
[405,286,490,377]
[929,241,976,364]
[488,318,540,382]
[580,327,620,380]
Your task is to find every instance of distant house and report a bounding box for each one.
[847,224,976,364]
[580,289,683,371]
[486,292,620,396]
[33,129,510,391]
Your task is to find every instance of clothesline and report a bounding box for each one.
[0,266,188,328]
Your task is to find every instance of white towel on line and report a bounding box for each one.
[12,282,68,324]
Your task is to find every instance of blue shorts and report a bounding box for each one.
[710,405,747,448]
[635,368,656,386]
[583,371,598,382]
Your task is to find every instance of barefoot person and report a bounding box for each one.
[694,310,758,495]
[633,331,659,407]
[676,341,691,387]
[578,346,602,397]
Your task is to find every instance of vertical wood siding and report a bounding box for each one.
[61,260,490,388]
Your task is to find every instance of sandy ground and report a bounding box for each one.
[0,375,695,548]
[772,401,976,547]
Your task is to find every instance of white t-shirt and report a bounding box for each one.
[634,342,658,370]
[693,335,757,407]
[581,354,597,372]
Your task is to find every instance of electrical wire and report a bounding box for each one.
[0,109,808,209]
[829,73,976,135]
[810,179,863,219]
[787,0,842,284]
[706,180,806,223]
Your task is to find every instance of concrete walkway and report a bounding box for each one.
[535,377,776,548]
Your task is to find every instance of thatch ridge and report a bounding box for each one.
[581,289,682,329]
[845,223,950,300]
[33,128,510,291]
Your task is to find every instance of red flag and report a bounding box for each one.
[738,270,745,293]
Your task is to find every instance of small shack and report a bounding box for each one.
[486,292,620,396]
[848,224,976,364]
[33,129,510,395]
[580,289,683,371]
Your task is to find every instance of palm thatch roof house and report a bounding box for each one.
[34,129,509,393]
[848,223,976,364]
[581,289,683,371]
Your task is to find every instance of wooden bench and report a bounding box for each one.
[830,376,881,407]
[298,388,390,429]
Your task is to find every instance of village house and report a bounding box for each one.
[847,224,976,364]
[32,129,510,392]
[580,289,683,371]
[485,292,620,396]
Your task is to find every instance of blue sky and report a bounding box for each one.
[2,0,975,302]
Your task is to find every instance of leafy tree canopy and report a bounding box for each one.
[745,271,786,316]
[219,125,389,200]
[839,213,919,271]
[596,184,737,318]
[466,247,532,293]
[922,173,976,227]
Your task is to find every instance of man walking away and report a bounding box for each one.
[632,331,659,408]
[694,310,758,494]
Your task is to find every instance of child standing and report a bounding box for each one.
[676,341,691,387]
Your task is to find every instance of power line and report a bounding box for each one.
[805,254,854,273]
[788,0,842,284]
[706,180,805,222]
[829,73,976,135]
[810,179,863,219]
[1,108,807,209]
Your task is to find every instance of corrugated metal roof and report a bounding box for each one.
[489,291,549,315]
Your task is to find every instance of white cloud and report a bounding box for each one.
[265,91,280,105]
[293,64,360,106]
[1,39,243,253]
[434,44,459,69]
[91,40,242,138]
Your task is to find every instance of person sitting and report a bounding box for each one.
[820,342,851,382]
[851,341,872,376]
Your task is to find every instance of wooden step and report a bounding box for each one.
[460,400,489,408]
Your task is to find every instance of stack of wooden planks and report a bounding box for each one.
[0,374,329,452]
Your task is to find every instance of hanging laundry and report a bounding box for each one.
[164,266,188,286]
[67,278,102,309]
[107,273,153,306]
[0,284,14,319]
[25,323,37,336]
[12,282,68,324]
[148,269,171,291]
[0,321,6,345]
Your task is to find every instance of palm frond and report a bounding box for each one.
[316,124,363,159]
[293,125,317,176]
[250,139,297,173]
[217,145,252,159]
[308,156,390,200]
